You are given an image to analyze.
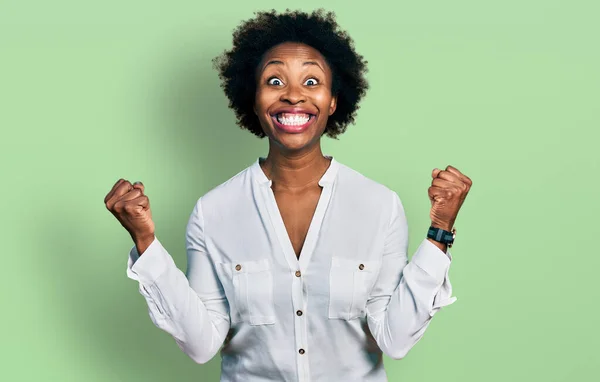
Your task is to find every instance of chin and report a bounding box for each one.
[271,131,323,153]
[273,134,315,152]
[263,123,324,152]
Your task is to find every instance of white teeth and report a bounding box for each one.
[276,113,311,126]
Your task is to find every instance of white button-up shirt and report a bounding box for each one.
[126,156,457,381]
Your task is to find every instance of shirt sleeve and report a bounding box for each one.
[365,191,457,360]
[126,197,230,364]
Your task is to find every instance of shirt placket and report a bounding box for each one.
[260,179,335,382]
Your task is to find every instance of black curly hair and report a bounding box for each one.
[212,9,369,139]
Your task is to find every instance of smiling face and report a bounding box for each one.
[254,42,337,154]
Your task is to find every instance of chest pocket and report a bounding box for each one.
[328,257,381,320]
[216,258,276,326]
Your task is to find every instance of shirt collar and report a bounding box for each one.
[251,155,339,187]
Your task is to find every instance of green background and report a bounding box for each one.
[1,0,598,381]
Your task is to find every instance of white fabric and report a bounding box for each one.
[126,156,457,381]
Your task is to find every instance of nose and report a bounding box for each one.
[280,83,306,104]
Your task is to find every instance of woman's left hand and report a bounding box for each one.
[428,165,472,230]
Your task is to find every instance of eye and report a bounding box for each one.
[267,77,284,86]
[304,78,319,86]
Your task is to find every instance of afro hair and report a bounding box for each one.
[212,9,369,139]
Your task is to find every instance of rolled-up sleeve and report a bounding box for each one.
[126,197,230,364]
[365,191,457,360]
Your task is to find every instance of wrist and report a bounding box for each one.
[132,231,155,242]
[431,221,453,231]
[132,232,155,250]
[427,224,456,251]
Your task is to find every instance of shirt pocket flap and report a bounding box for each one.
[215,258,276,326]
[331,256,380,273]
[329,256,382,320]
[228,258,271,274]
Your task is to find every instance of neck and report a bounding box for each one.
[259,143,331,191]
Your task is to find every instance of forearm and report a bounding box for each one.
[127,238,230,364]
[133,233,155,255]
[368,239,455,360]
[427,238,447,254]
[151,259,230,364]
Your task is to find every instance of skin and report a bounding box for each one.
[428,166,472,253]
[104,42,473,257]
[253,42,337,186]
[253,42,338,258]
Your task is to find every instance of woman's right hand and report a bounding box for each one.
[104,179,155,245]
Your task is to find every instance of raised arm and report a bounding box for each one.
[126,197,230,364]
[365,191,457,360]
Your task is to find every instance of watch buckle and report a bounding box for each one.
[449,227,456,248]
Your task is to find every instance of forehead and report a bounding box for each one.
[258,42,330,70]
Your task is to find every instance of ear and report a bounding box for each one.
[328,94,337,116]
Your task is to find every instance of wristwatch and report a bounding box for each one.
[427,226,456,248]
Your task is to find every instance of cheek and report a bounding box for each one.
[313,89,332,105]
[255,89,277,114]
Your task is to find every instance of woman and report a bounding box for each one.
[105,9,472,381]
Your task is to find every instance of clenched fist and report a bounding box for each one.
[104,179,155,247]
[428,165,472,231]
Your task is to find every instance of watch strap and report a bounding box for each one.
[427,226,456,248]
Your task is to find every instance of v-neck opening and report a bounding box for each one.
[268,185,326,261]
[252,155,339,271]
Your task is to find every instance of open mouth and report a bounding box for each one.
[270,112,316,132]
[273,112,314,125]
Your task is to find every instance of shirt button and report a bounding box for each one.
[299,348,305,355]
[295,270,301,277]
[359,264,365,270]
[235,264,242,271]
[296,310,303,316]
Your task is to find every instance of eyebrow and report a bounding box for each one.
[262,60,324,72]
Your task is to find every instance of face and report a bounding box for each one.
[254,42,337,153]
